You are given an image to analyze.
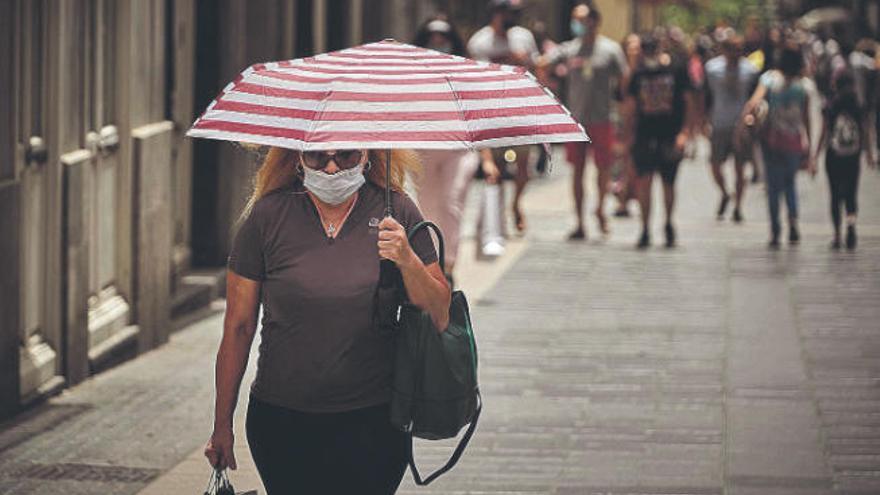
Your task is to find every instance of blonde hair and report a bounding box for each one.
[239,147,421,221]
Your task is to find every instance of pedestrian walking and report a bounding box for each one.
[467,0,540,235]
[685,31,709,160]
[814,37,848,106]
[819,72,876,249]
[744,45,816,249]
[704,30,759,222]
[203,148,448,494]
[412,15,481,278]
[611,32,643,218]
[539,1,627,239]
[849,39,878,152]
[530,20,559,177]
[623,34,695,249]
[412,14,466,56]
[691,31,716,149]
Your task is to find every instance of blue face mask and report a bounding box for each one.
[571,20,587,38]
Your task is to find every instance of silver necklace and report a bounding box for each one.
[316,194,358,237]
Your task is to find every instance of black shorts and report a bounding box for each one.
[633,137,682,184]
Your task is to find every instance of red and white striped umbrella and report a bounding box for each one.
[187,39,589,150]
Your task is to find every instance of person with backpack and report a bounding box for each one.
[743,45,816,249]
[819,72,876,249]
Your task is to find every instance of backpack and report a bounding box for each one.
[830,112,860,156]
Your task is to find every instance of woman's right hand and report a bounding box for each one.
[204,427,237,470]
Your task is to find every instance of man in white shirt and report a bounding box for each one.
[467,0,540,239]
[467,0,538,66]
[704,30,759,223]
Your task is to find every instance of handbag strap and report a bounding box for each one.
[406,391,482,486]
[407,221,446,273]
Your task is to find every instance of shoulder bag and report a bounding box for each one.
[388,221,482,486]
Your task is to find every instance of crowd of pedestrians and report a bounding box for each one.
[411,0,878,273]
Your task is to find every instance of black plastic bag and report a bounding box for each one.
[203,468,257,495]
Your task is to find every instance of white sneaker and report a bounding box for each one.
[481,240,506,258]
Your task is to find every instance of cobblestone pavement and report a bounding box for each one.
[1,143,879,495]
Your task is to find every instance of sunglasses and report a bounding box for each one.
[301,149,365,170]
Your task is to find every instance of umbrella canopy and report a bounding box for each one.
[186,39,589,150]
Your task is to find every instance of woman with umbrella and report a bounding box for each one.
[204,146,448,494]
[190,40,587,494]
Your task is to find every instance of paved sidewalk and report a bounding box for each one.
[1,144,879,494]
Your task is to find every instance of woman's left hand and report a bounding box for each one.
[378,217,418,269]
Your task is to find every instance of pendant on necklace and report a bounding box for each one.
[327,223,336,236]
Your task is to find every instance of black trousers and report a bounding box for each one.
[246,395,408,495]
[825,152,860,229]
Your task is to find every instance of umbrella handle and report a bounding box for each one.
[379,259,399,288]
[380,149,399,289]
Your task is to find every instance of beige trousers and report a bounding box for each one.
[413,150,480,268]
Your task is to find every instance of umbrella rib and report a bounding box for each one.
[442,74,476,151]
[306,74,336,149]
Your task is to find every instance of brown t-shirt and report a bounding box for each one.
[228,181,437,413]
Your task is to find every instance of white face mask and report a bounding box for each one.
[302,163,366,205]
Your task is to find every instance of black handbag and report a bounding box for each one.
[388,221,482,486]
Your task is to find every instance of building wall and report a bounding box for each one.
[0,0,21,418]
[4,0,180,412]
[594,0,633,43]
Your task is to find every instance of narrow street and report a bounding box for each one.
[2,145,879,495]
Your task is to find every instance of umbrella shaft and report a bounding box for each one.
[385,149,393,218]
